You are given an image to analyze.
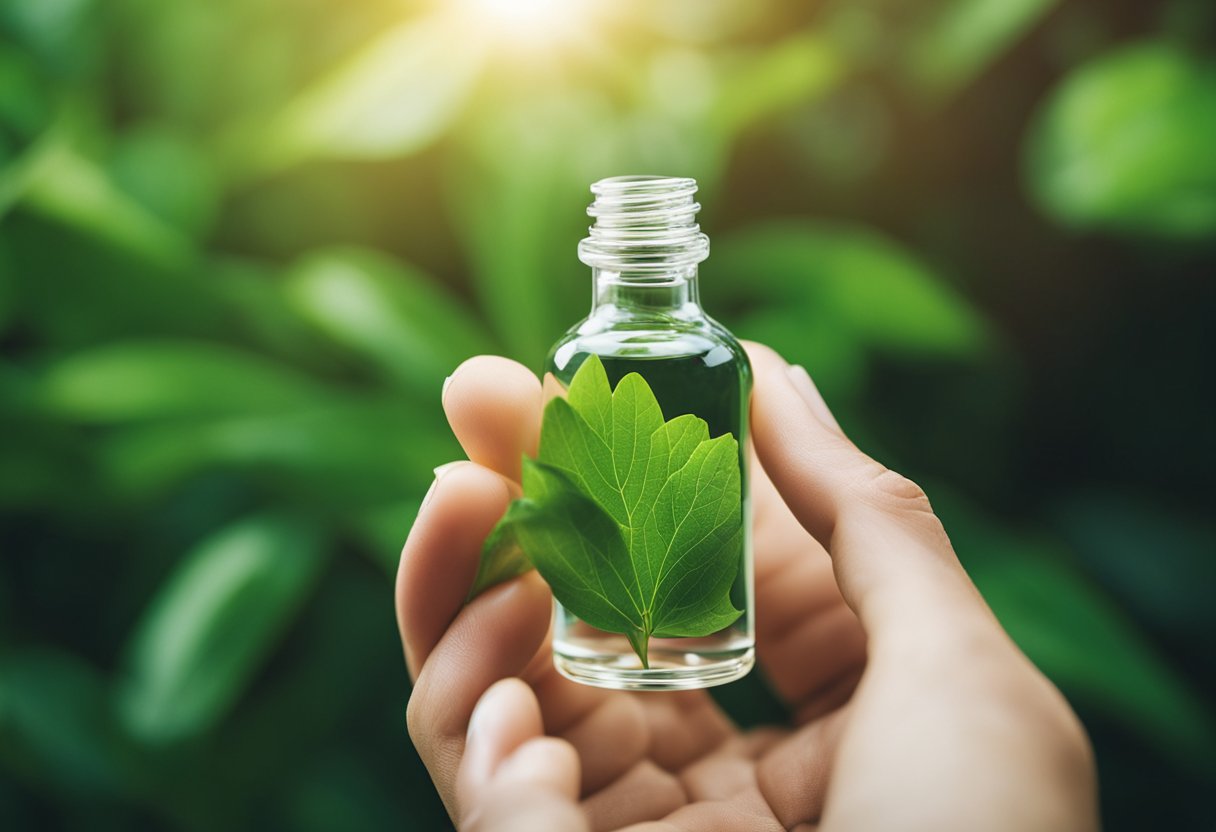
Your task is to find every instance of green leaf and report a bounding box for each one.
[117,514,327,743]
[468,502,534,599]
[284,248,494,393]
[96,398,449,505]
[108,124,219,238]
[934,489,1216,771]
[707,222,989,362]
[1026,42,1216,238]
[0,0,100,78]
[504,460,641,638]
[23,141,194,268]
[0,45,62,219]
[904,0,1059,99]
[473,356,744,666]
[0,648,138,794]
[40,339,332,422]
[227,14,483,177]
[712,34,842,138]
[446,103,587,366]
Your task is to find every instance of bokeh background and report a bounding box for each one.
[1,0,1214,829]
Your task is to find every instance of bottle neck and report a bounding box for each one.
[590,266,703,317]
[579,176,709,321]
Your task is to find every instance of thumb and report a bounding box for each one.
[745,342,987,640]
[456,679,588,832]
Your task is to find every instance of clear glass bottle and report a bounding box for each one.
[546,175,754,690]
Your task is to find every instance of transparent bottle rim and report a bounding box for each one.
[579,175,709,272]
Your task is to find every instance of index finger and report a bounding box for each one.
[745,342,988,641]
[444,356,542,482]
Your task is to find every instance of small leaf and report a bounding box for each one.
[1026,42,1216,238]
[467,502,533,599]
[118,514,327,743]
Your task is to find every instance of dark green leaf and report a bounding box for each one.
[0,648,138,794]
[117,514,327,743]
[936,490,1216,770]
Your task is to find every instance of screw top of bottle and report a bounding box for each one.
[578,175,710,273]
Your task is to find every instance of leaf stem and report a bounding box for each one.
[628,629,651,669]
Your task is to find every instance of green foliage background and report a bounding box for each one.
[1,0,1213,828]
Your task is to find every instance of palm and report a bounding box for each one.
[473,457,866,830]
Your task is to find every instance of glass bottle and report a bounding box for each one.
[545,175,754,690]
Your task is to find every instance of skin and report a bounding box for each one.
[397,343,1099,832]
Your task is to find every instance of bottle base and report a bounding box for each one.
[553,646,755,691]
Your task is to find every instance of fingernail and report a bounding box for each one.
[441,374,454,404]
[787,365,844,435]
[420,461,463,510]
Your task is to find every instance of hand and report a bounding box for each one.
[397,343,1097,831]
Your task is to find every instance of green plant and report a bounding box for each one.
[1,0,1213,828]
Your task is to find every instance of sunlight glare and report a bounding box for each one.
[460,0,591,42]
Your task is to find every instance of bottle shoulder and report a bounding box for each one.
[547,313,751,382]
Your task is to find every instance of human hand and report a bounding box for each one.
[397,343,1097,831]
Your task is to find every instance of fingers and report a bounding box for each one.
[397,461,514,678]
[755,707,849,828]
[459,679,588,832]
[744,342,987,641]
[407,573,553,816]
[582,761,686,831]
[751,453,866,714]
[444,356,543,482]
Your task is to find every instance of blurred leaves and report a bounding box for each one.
[40,340,331,422]
[118,515,327,743]
[905,0,1058,98]
[1026,42,1216,238]
[285,248,493,392]
[713,34,842,138]
[233,13,484,177]
[23,141,195,266]
[0,0,1212,828]
[0,44,60,215]
[939,492,1216,771]
[0,648,136,794]
[0,0,99,78]
[1051,491,1216,638]
[707,221,989,395]
[110,125,219,238]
